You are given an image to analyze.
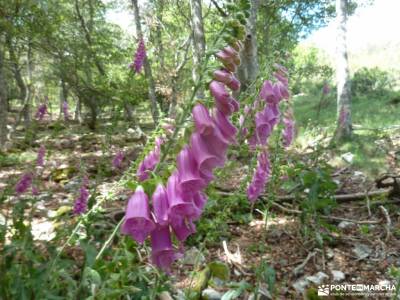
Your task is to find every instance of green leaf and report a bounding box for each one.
[208,261,230,281]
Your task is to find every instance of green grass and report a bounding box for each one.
[293,91,400,176]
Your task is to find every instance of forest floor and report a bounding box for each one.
[1,108,400,299]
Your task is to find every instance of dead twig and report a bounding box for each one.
[293,251,316,276]
[270,201,380,225]
[379,205,392,242]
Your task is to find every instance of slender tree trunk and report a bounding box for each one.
[74,97,82,123]
[237,0,259,93]
[6,35,27,106]
[155,0,165,70]
[131,0,159,125]
[24,42,33,128]
[0,44,8,150]
[190,0,206,99]
[334,0,352,141]
[59,79,68,118]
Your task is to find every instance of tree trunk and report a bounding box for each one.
[190,0,206,99]
[74,97,82,123]
[334,0,352,141]
[24,42,33,128]
[59,79,68,118]
[237,0,259,94]
[131,0,159,125]
[6,35,27,106]
[0,44,8,150]
[155,0,165,70]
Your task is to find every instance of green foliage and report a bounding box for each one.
[351,67,394,98]
[291,45,333,95]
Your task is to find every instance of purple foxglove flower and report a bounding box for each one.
[170,216,196,242]
[121,186,155,244]
[192,191,207,220]
[192,104,214,135]
[177,146,206,193]
[167,171,197,220]
[132,38,146,74]
[247,151,271,203]
[112,150,124,169]
[137,150,159,181]
[227,76,240,91]
[35,104,47,121]
[239,115,245,127]
[63,101,70,120]
[259,80,275,103]
[150,226,181,272]
[73,185,90,215]
[244,105,251,115]
[213,109,238,143]
[213,69,233,84]
[282,110,295,147]
[137,138,164,181]
[215,51,237,72]
[223,46,241,65]
[15,173,33,195]
[152,184,169,226]
[32,186,39,196]
[276,80,289,99]
[274,72,289,86]
[253,104,280,146]
[36,145,46,167]
[322,83,330,95]
[209,81,239,116]
[190,132,224,181]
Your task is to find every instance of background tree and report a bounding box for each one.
[334,0,352,140]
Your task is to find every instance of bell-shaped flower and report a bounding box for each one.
[170,217,196,242]
[167,171,197,220]
[133,38,146,74]
[192,104,214,135]
[177,146,206,193]
[227,76,240,91]
[213,69,233,84]
[152,184,169,226]
[209,81,238,116]
[121,186,155,244]
[282,117,295,147]
[35,104,47,121]
[223,46,241,65]
[190,132,225,181]
[151,226,181,272]
[15,173,33,195]
[192,191,207,220]
[112,150,124,169]
[247,151,271,203]
[213,109,238,143]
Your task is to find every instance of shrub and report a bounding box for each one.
[351,67,394,98]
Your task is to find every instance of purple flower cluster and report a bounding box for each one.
[246,65,290,202]
[63,101,70,121]
[129,38,146,74]
[137,137,164,181]
[122,41,243,272]
[112,150,124,169]
[247,151,270,203]
[73,179,90,215]
[37,145,46,167]
[282,108,295,148]
[322,83,330,95]
[35,104,48,121]
[15,173,33,195]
